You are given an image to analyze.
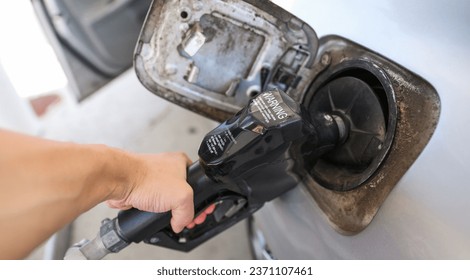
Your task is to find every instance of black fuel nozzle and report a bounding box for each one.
[65,89,346,259]
[300,113,348,161]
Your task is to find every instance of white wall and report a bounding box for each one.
[0,62,39,134]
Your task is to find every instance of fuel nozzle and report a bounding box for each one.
[197,88,347,181]
[300,112,349,163]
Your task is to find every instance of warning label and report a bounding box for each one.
[252,91,290,124]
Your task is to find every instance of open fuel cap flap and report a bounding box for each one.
[135,0,440,234]
[134,0,319,121]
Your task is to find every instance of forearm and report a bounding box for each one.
[0,130,138,259]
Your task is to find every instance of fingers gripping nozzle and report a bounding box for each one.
[64,89,346,259]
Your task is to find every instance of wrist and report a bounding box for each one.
[96,145,146,202]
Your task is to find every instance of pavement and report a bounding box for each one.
[26,69,253,260]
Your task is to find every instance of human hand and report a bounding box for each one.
[106,152,194,233]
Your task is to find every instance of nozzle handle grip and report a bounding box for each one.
[115,161,214,243]
[116,208,171,243]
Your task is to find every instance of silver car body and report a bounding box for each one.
[252,0,470,259]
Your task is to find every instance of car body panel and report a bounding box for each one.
[251,0,470,259]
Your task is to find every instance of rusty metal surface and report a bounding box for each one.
[296,35,441,234]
